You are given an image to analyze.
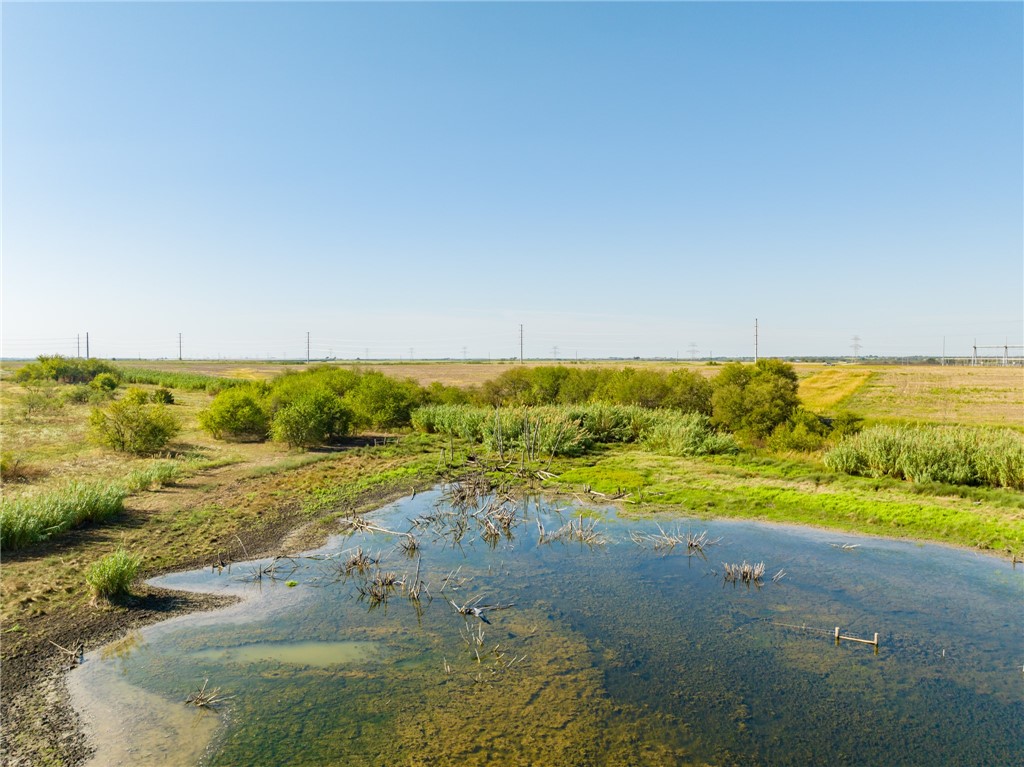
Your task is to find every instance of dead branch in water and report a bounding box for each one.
[185,678,234,709]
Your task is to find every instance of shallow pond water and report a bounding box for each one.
[70,488,1023,766]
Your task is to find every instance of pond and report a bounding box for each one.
[69,487,1023,766]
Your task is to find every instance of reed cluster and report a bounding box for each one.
[1,482,126,550]
[824,424,1024,489]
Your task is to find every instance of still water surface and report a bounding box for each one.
[70,489,1022,766]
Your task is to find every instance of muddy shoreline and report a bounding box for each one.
[0,480,432,767]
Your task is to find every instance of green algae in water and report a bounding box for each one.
[189,640,382,667]
[75,490,1023,767]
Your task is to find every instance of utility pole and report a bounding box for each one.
[519,324,524,364]
[552,346,558,360]
[754,319,758,363]
[306,332,310,363]
[179,332,183,361]
[462,346,467,361]
[86,332,90,359]
[77,334,80,358]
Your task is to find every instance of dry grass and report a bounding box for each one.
[798,368,875,411]
[842,366,1024,428]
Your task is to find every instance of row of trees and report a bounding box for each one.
[197,360,846,449]
[471,361,826,442]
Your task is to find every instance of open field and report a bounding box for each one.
[1,358,1022,766]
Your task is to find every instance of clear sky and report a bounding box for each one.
[3,1,1021,361]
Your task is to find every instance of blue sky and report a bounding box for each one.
[3,1,1021,360]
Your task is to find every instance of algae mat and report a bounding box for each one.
[71,490,1022,766]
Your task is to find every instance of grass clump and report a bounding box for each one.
[0,482,127,550]
[85,548,142,600]
[824,424,1024,490]
[0,452,46,484]
[642,412,739,456]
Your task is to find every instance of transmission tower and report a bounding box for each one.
[851,335,862,360]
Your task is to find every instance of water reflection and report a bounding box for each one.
[71,489,1023,766]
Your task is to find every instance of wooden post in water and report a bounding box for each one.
[835,626,880,650]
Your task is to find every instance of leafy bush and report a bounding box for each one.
[476,365,712,412]
[711,360,800,439]
[20,385,64,417]
[121,387,151,405]
[0,482,126,550]
[271,388,352,448]
[89,401,181,455]
[344,372,423,430]
[151,387,175,405]
[91,372,120,392]
[86,548,142,600]
[199,385,271,442]
[61,384,110,405]
[766,408,831,452]
[642,412,739,456]
[13,355,119,385]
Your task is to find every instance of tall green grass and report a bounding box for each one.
[1,460,193,550]
[642,412,739,456]
[1,482,127,550]
[86,548,142,599]
[411,403,735,459]
[824,424,1024,490]
[118,368,243,393]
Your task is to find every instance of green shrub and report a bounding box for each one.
[711,360,800,439]
[767,408,830,452]
[20,385,64,417]
[151,387,175,405]
[642,412,739,456]
[91,372,119,392]
[86,548,142,600]
[121,387,151,405]
[344,372,422,429]
[61,384,97,405]
[199,385,271,442]
[271,388,352,448]
[89,401,180,455]
[13,355,119,385]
